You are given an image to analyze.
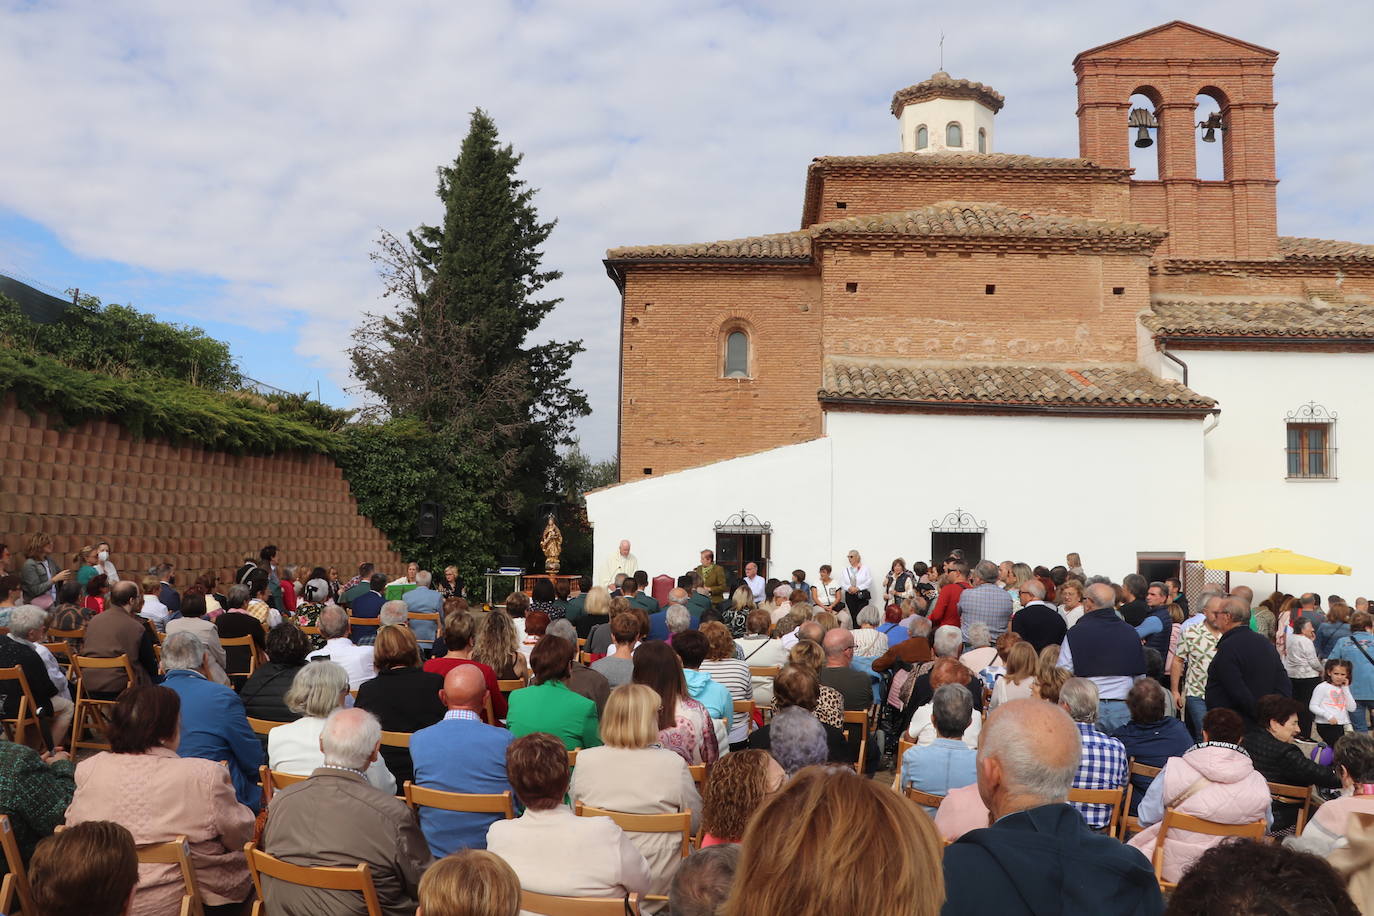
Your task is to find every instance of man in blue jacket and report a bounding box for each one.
[159,631,263,811]
[410,665,515,856]
[350,573,389,644]
[942,699,1164,916]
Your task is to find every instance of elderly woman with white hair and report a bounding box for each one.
[4,604,73,743]
[959,623,996,672]
[853,606,889,658]
[267,660,396,793]
[765,707,831,776]
[665,604,692,644]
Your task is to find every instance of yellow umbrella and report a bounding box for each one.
[1204,547,1352,592]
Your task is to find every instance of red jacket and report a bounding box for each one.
[930,582,969,630]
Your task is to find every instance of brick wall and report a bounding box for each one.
[811,173,1131,226]
[819,247,1153,363]
[618,266,824,478]
[0,395,403,587]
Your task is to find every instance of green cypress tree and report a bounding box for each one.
[348,109,588,574]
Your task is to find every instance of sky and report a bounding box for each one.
[1,1,1370,458]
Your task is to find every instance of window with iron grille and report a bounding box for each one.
[1285,402,1336,479]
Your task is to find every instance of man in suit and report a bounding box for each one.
[623,576,660,616]
[410,665,515,857]
[160,631,264,811]
[155,562,182,615]
[350,572,388,643]
[563,575,592,625]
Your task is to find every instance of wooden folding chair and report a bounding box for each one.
[892,736,916,790]
[408,612,439,651]
[380,730,411,749]
[688,763,707,790]
[298,625,321,637]
[574,803,692,859]
[70,654,136,753]
[245,842,382,916]
[842,708,870,775]
[246,717,285,738]
[1268,781,1315,835]
[1151,809,1266,890]
[1068,785,1126,838]
[1119,760,1162,840]
[497,678,527,694]
[521,890,641,915]
[0,666,48,750]
[218,635,258,682]
[483,694,497,724]
[402,781,516,820]
[0,815,33,916]
[138,836,205,916]
[903,786,947,810]
[41,641,75,680]
[347,617,378,633]
[260,767,309,804]
[567,748,579,769]
[732,697,756,734]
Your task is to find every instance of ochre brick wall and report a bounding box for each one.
[820,248,1153,364]
[1074,22,1279,259]
[619,267,824,478]
[0,395,403,586]
[810,173,1131,226]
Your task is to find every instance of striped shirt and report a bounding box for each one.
[700,658,753,737]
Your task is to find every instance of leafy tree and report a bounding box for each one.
[347,109,589,576]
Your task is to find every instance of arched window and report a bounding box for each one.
[724,330,749,379]
[946,122,963,148]
[915,125,928,150]
[977,128,986,153]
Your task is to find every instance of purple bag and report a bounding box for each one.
[1311,743,1336,767]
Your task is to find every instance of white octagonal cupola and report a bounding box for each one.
[891,71,1004,154]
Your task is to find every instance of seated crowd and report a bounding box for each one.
[2,537,1374,914]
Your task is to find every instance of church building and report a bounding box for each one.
[586,21,1374,597]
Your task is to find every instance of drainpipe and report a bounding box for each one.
[1159,343,1188,388]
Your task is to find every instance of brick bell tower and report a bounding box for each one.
[1073,21,1279,259]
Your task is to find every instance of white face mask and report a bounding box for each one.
[98,551,110,562]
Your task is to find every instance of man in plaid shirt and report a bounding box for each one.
[958,560,1014,642]
[1062,677,1127,830]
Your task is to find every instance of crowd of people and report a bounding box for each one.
[4,533,1374,914]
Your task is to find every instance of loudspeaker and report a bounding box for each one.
[417,501,443,538]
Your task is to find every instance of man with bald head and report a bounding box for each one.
[409,665,516,856]
[780,618,824,651]
[942,699,1164,915]
[1058,582,1147,734]
[1205,595,1290,726]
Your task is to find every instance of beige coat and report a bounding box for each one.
[569,745,701,907]
[65,747,254,914]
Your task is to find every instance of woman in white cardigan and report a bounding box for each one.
[266,660,395,794]
[570,684,700,913]
[1285,617,1324,738]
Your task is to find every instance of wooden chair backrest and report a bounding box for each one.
[891,736,916,790]
[47,627,84,641]
[137,836,205,916]
[497,678,526,694]
[0,815,33,916]
[1267,781,1314,834]
[217,635,257,678]
[688,764,707,788]
[1067,785,1125,838]
[574,803,692,858]
[732,698,755,717]
[246,717,285,737]
[298,625,321,636]
[1119,760,1163,840]
[1152,809,1266,888]
[402,781,516,818]
[521,890,640,915]
[380,730,412,749]
[0,666,46,749]
[903,786,946,809]
[245,842,382,916]
[72,652,136,683]
[748,666,780,679]
[567,748,579,768]
[347,618,377,631]
[842,708,870,775]
[261,768,309,803]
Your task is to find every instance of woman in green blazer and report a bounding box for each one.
[508,635,602,751]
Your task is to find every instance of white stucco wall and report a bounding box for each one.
[1159,348,1374,600]
[898,98,995,154]
[587,409,1206,585]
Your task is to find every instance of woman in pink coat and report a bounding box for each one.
[65,685,255,916]
[1129,707,1271,884]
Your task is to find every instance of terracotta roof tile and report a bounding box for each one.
[820,358,1215,411]
[891,71,1005,116]
[607,202,1162,262]
[809,151,1106,171]
[1146,296,1374,339]
[1280,236,1374,261]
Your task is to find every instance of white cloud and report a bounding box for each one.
[2,1,1372,456]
